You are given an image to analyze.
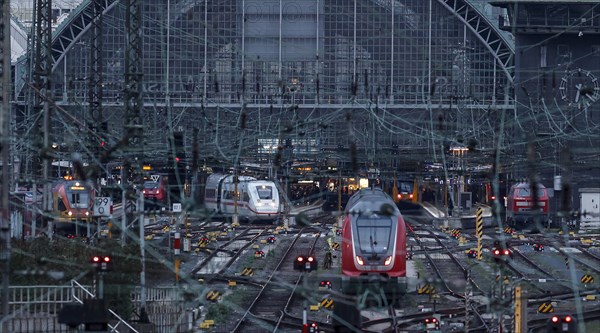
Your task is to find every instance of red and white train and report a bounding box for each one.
[51,180,95,228]
[204,173,280,223]
[506,182,550,229]
[341,188,407,301]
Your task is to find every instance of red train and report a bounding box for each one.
[52,180,95,227]
[143,174,169,209]
[506,182,550,229]
[340,188,407,302]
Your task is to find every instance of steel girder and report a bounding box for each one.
[437,0,515,83]
[51,0,118,72]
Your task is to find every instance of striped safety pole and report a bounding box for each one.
[174,232,181,282]
[476,207,483,260]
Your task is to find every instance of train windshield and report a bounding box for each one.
[68,191,90,209]
[255,185,273,200]
[355,217,392,254]
[144,181,159,189]
[517,188,546,197]
[398,182,412,193]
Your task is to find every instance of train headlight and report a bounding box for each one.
[85,211,89,216]
[256,201,263,207]
[67,211,73,216]
[356,256,364,266]
[384,255,393,266]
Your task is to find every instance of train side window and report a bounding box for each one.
[58,198,67,211]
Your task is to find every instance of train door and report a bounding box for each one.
[216,177,225,214]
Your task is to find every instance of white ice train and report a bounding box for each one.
[204,173,281,223]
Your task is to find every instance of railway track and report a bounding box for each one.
[407,224,490,332]
[224,229,321,332]
[191,227,269,277]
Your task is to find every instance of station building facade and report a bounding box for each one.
[14,0,515,174]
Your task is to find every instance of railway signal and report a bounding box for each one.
[547,315,575,332]
[533,243,544,252]
[90,255,111,272]
[319,280,332,289]
[424,317,440,330]
[302,322,319,333]
[492,247,512,263]
[294,255,318,272]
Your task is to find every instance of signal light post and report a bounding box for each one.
[294,255,318,330]
[547,315,575,332]
[90,255,112,299]
[424,316,440,331]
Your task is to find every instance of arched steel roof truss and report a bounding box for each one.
[437,0,515,83]
[51,0,118,72]
[49,0,515,82]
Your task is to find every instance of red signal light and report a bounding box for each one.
[494,249,501,255]
[551,316,559,323]
[504,249,510,256]
[92,256,100,262]
[564,315,572,323]
[297,256,304,262]
[307,256,314,262]
[175,157,180,162]
[103,256,111,263]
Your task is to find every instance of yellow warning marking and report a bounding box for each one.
[581,274,594,284]
[537,302,554,313]
[320,298,334,309]
[418,284,436,295]
[206,290,220,302]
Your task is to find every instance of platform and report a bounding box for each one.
[420,202,494,229]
